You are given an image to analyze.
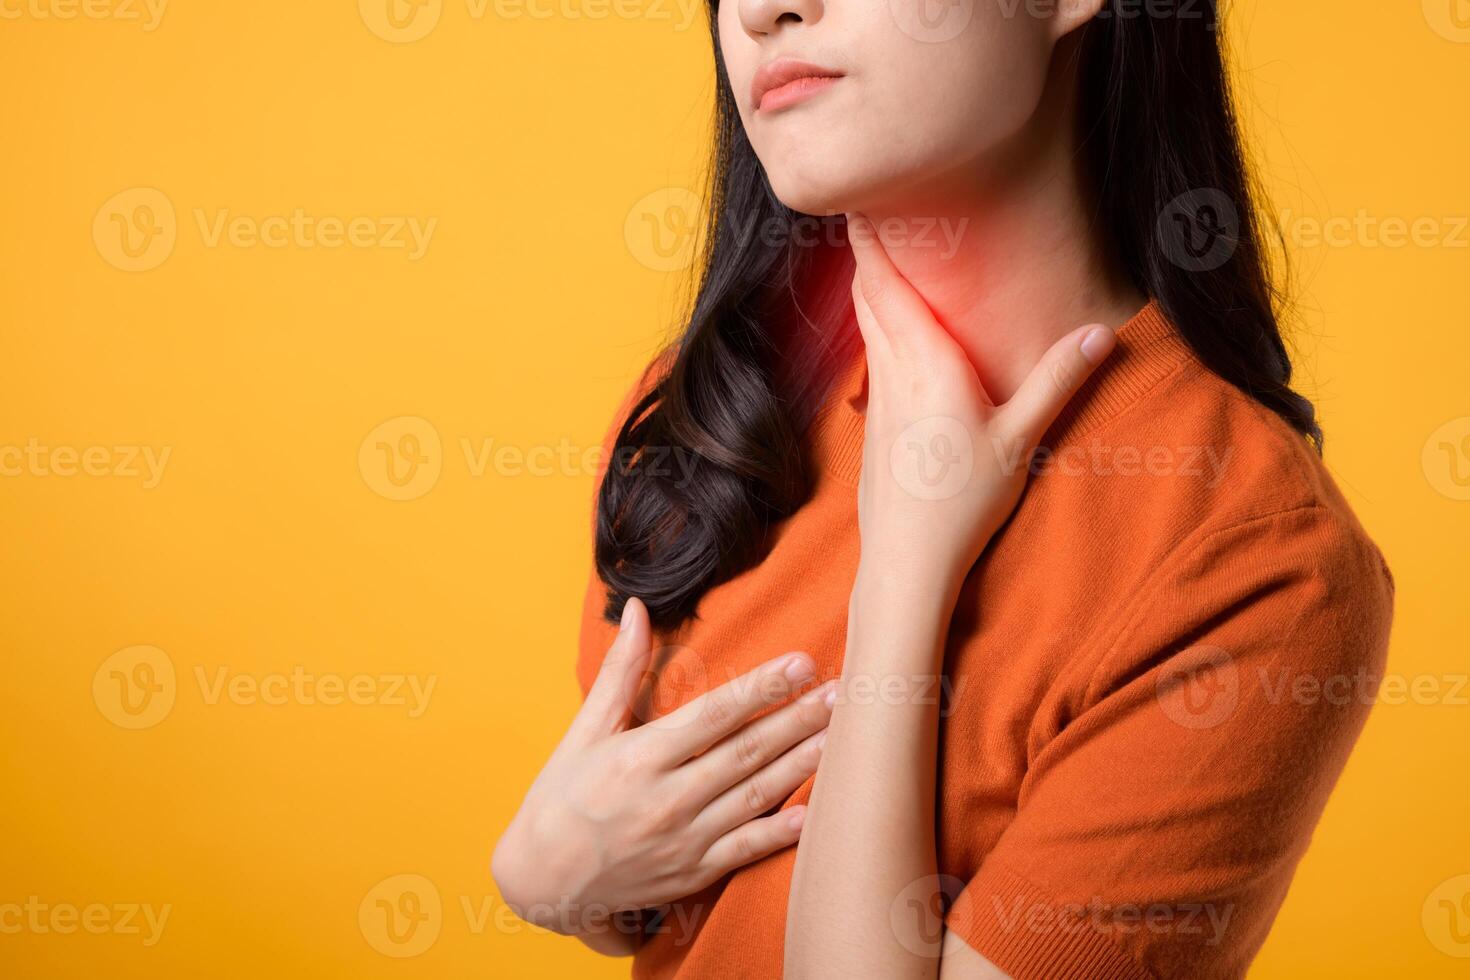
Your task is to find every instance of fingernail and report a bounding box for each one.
[783,655,815,684]
[1079,326,1115,365]
[788,808,806,831]
[823,685,838,708]
[619,599,637,633]
[815,731,828,749]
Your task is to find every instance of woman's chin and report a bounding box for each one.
[765,182,838,218]
[766,166,919,220]
[770,171,882,218]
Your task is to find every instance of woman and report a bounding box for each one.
[493,0,1394,977]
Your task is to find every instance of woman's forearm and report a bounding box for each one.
[784,562,958,979]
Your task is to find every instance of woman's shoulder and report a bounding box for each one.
[1012,341,1395,688]
[1062,352,1394,680]
[1041,320,1389,580]
[1145,354,1389,585]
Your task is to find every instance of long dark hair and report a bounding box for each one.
[596,0,1318,629]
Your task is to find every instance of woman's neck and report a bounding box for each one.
[852,56,1146,404]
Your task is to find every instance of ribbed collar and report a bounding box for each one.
[807,300,1189,488]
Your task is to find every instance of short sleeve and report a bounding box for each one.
[945,505,1394,980]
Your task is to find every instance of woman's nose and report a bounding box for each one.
[737,0,824,39]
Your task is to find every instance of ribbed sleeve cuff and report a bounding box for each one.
[946,863,1154,980]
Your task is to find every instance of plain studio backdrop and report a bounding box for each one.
[1,1,1467,977]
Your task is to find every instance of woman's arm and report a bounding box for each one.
[784,214,1115,978]
[786,565,957,979]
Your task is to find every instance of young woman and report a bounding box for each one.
[493,1,1394,977]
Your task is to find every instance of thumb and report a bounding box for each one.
[999,324,1117,448]
[573,596,654,741]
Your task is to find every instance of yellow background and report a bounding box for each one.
[2,1,1467,976]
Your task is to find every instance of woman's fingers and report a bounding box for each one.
[571,597,654,742]
[850,274,889,362]
[696,729,826,836]
[847,212,970,368]
[683,679,836,804]
[998,323,1117,449]
[643,652,817,763]
[698,805,809,879]
[847,212,930,351]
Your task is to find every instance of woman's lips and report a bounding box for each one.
[751,59,845,113]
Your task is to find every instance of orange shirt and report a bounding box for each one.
[576,301,1394,980]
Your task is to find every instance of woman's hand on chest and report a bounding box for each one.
[493,597,835,937]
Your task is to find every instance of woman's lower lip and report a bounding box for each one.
[758,75,842,113]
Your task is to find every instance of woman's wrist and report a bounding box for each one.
[845,558,964,682]
[852,556,966,619]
